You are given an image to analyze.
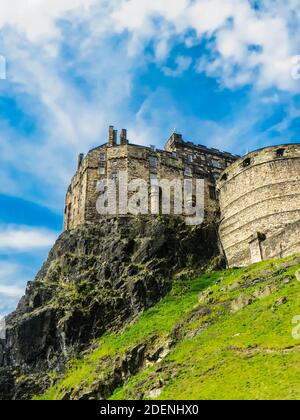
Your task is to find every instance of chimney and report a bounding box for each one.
[120,129,128,145]
[77,153,84,170]
[164,131,183,152]
[172,132,183,143]
[108,125,117,147]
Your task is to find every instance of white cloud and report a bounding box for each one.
[261,94,280,105]
[1,1,299,90]
[0,10,138,209]
[112,0,300,91]
[0,230,57,314]
[0,284,23,298]
[0,0,299,211]
[0,0,96,42]
[0,225,58,252]
[0,0,299,317]
[0,262,25,299]
[112,0,189,32]
[163,56,192,77]
[0,261,28,316]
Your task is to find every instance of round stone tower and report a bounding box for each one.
[217,144,300,267]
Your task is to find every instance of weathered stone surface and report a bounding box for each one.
[0,216,218,400]
[252,284,276,299]
[231,295,254,312]
[0,368,15,400]
[198,288,213,304]
[218,144,300,267]
[64,130,237,231]
[231,283,278,313]
[273,297,288,307]
[146,387,163,399]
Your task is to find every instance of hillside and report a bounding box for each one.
[0,217,219,400]
[37,254,300,400]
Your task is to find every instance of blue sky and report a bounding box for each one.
[0,0,300,315]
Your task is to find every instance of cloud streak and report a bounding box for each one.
[0,0,299,316]
[0,0,96,42]
[0,0,299,211]
[0,284,23,298]
[0,225,57,252]
[112,0,300,91]
[0,262,26,314]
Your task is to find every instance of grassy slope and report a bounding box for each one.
[37,255,300,400]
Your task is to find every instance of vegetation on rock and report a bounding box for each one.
[36,254,300,400]
[0,217,218,400]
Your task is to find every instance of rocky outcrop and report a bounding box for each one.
[0,216,219,400]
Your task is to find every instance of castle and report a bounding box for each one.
[64,126,238,230]
[217,143,300,267]
[64,127,300,268]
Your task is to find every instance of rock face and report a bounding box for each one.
[0,216,219,400]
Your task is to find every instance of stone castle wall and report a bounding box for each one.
[64,128,237,231]
[217,144,300,267]
[64,129,300,268]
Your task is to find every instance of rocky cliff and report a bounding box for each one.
[0,216,219,400]
[35,254,300,400]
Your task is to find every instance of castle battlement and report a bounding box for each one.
[64,126,238,231]
[217,143,300,267]
[64,130,300,268]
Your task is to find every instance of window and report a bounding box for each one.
[149,156,158,168]
[211,159,221,169]
[209,186,217,200]
[99,153,106,161]
[242,158,252,168]
[184,166,192,177]
[172,152,177,158]
[112,173,118,183]
[276,148,285,158]
[187,155,193,164]
[99,163,106,175]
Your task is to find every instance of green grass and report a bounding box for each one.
[36,255,300,400]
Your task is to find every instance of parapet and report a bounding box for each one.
[64,126,239,231]
[217,143,300,267]
[217,143,300,189]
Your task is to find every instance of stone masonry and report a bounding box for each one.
[64,128,300,269]
[217,144,300,267]
[64,127,238,231]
